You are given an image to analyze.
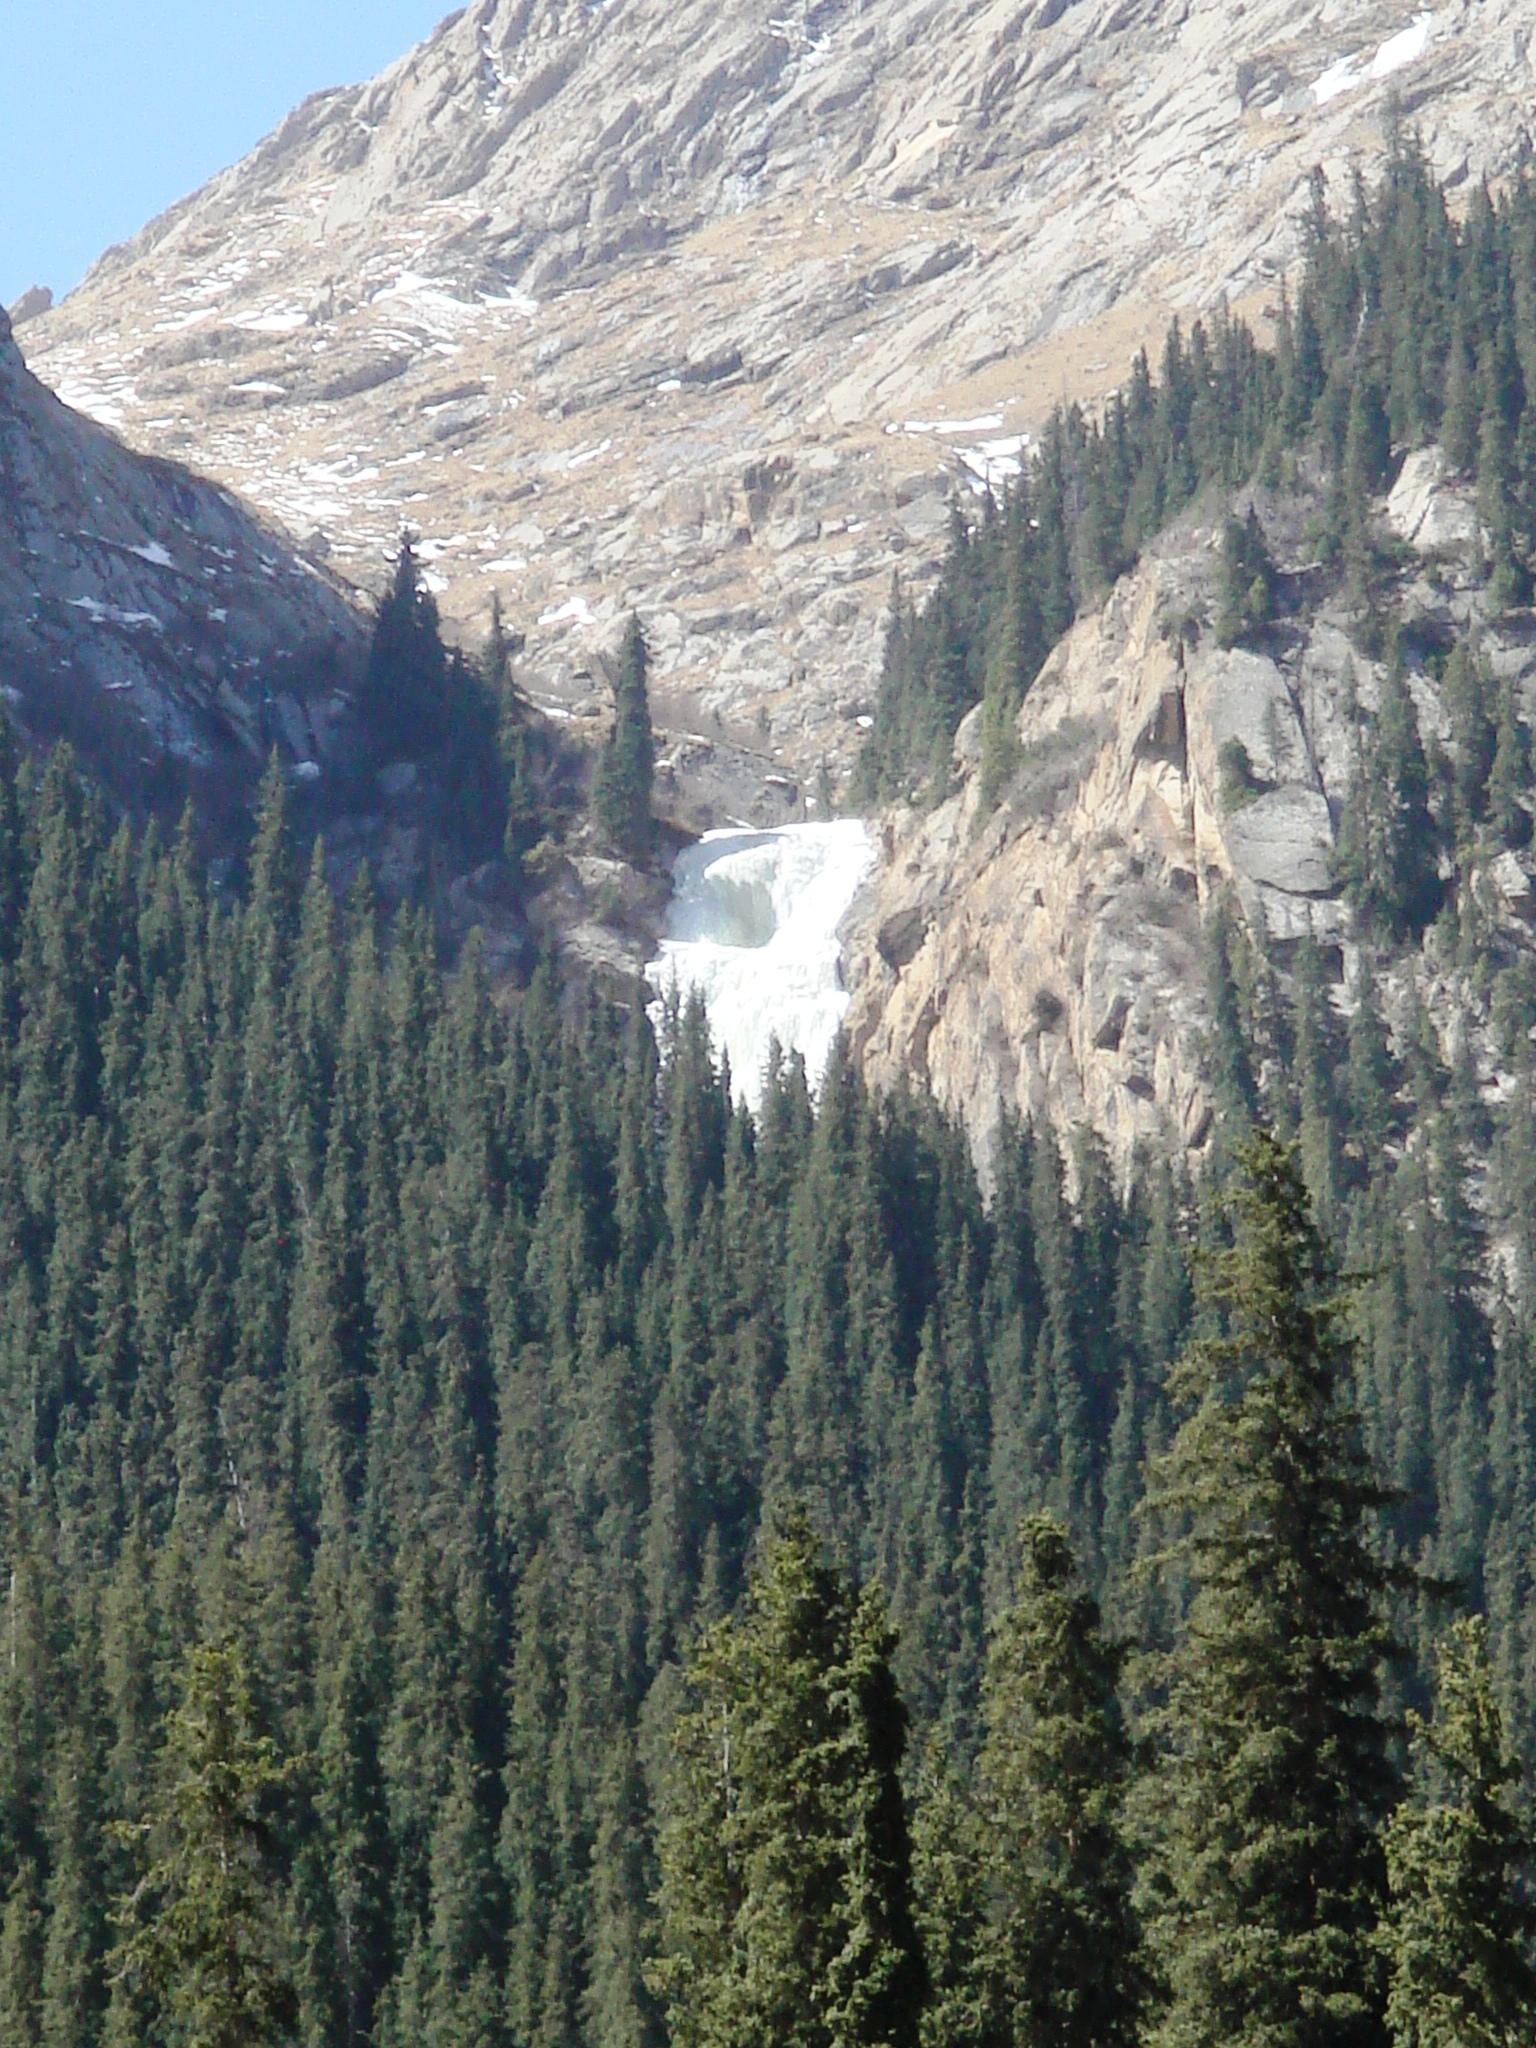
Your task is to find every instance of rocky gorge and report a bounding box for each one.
[16,0,1536,1180]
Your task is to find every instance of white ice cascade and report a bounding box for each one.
[644,821,876,1107]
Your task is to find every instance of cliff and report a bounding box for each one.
[843,449,1536,1179]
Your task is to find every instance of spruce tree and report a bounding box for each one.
[974,1513,1147,2048]
[1380,1617,1536,2048]
[649,1510,925,2048]
[1139,1131,1399,2048]
[111,1639,298,2048]
[593,615,656,860]
[358,535,450,764]
[1214,508,1277,648]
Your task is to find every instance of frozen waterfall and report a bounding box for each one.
[644,821,876,1106]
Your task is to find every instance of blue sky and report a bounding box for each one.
[2,4,453,309]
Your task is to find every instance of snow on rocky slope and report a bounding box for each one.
[646,820,875,1103]
[28,0,1536,796]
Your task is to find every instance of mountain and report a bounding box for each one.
[28,0,1536,797]
[0,300,363,826]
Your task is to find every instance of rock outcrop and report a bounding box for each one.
[8,288,53,327]
[0,309,364,815]
[842,452,1530,1181]
[28,0,1536,784]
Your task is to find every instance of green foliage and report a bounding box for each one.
[111,1640,298,2048]
[1139,1132,1400,2048]
[1216,736,1260,813]
[0,737,1200,2046]
[1380,1618,1536,2048]
[1335,652,1442,939]
[357,536,449,763]
[352,538,545,872]
[971,1515,1147,2048]
[3,394,1536,2038]
[593,614,656,859]
[1214,508,1278,648]
[650,1511,925,2048]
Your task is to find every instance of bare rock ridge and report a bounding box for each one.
[0,306,363,817]
[8,288,54,327]
[842,454,1536,1182]
[28,0,1536,786]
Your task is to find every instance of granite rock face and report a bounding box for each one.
[27,0,1536,785]
[841,459,1528,1180]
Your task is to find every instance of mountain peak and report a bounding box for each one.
[29,0,1536,797]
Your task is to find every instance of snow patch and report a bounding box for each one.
[67,596,162,631]
[539,597,595,628]
[229,306,311,334]
[152,306,219,334]
[128,541,177,569]
[645,822,876,1107]
[1312,12,1436,105]
[888,414,1005,437]
[959,433,1030,490]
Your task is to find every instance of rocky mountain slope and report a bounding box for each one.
[0,303,363,821]
[28,0,1536,792]
[842,449,1532,1181]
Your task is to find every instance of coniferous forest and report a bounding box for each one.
[858,133,1536,813]
[10,134,1536,2048]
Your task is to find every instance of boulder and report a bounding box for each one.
[1222,786,1334,896]
[1386,446,1480,553]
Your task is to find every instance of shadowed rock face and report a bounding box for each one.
[0,308,364,820]
[27,0,1536,789]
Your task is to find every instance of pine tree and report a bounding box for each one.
[1139,1131,1399,2048]
[1214,508,1277,648]
[910,1746,989,2048]
[1338,656,1440,937]
[1486,669,1531,848]
[1380,1617,1536,2048]
[111,1639,299,2048]
[358,535,450,764]
[593,615,656,860]
[649,1510,926,2048]
[973,1513,1147,2048]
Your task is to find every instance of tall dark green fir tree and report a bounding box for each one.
[649,1510,926,2048]
[973,1513,1147,2048]
[593,615,656,860]
[1380,1617,1536,2048]
[1139,1132,1399,2048]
